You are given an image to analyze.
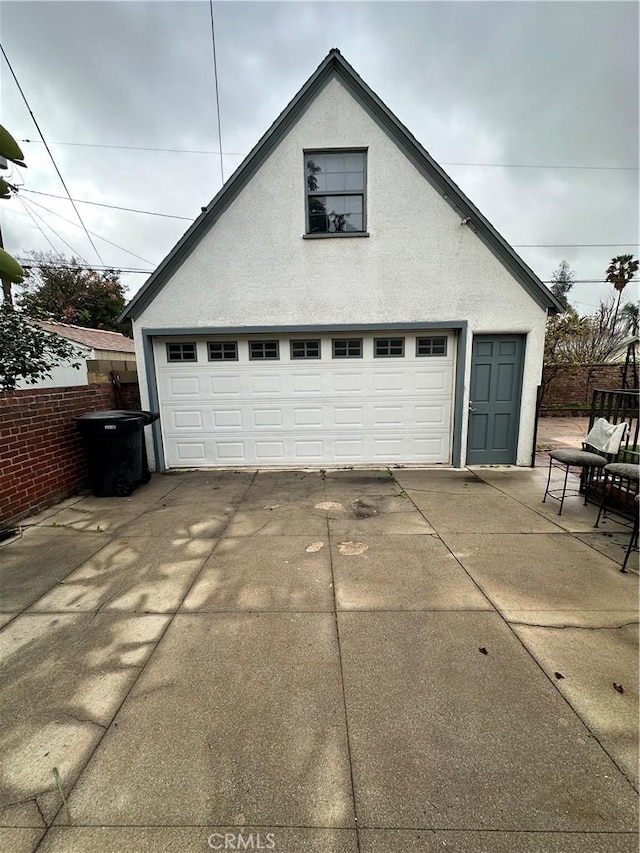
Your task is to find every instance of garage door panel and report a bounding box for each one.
[156,332,455,467]
[215,441,246,461]
[255,441,285,461]
[414,370,450,392]
[373,372,405,392]
[169,376,201,397]
[211,375,241,395]
[293,407,324,426]
[253,408,283,427]
[333,406,364,426]
[174,441,207,462]
[332,372,364,393]
[172,410,203,430]
[414,403,448,427]
[334,439,364,458]
[292,373,323,394]
[212,409,243,428]
[374,406,404,425]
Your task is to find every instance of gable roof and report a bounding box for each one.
[121,48,562,321]
[31,319,136,353]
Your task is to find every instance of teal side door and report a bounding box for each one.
[466,335,525,465]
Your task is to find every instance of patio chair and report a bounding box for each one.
[594,462,640,529]
[542,449,608,515]
[619,495,639,573]
[542,418,628,516]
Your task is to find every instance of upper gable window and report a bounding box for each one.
[305,150,366,235]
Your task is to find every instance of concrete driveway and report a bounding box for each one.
[1,465,638,852]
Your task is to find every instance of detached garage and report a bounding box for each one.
[121,50,559,471]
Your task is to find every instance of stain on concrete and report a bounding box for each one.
[338,541,369,556]
[315,502,345,512]
[351,500,380,519]
[305,542,325,553]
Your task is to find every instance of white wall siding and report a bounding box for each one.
[15,354,90,390]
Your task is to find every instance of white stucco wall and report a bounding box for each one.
[133,75,548,467]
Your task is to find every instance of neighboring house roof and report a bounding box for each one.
[30,319,136,353]
[120,48,563,321]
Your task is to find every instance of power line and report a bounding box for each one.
[19,138,245,157]
[16,196,59,254]
[444,161,638,171]
[15,257,153,274]
[515,243,639,248]
[19,188,193,221]
[19,197,89,261]
[209,0,224,184]
[17,138,638,171]
[23,197,157,265]
[0,44,105,265]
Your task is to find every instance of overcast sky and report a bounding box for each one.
[1,0,638,315]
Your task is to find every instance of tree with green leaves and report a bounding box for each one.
[606,254,639,331]
[0,305,83,392]
[549,260,576,313]
[18,251,129,335]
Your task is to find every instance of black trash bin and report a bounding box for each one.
[74,410,159,497]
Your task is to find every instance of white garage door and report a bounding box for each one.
[154,332,455,467]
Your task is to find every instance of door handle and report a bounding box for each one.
[468,401,477,412]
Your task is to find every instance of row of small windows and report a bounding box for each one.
[166,337,447,363]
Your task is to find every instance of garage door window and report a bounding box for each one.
[332,338,363,358]
[208,341,238,361]
[166,342,197,362]
[291,340,321,359]
[249,341,279,360]
[417,336,447,356]
[374,337,404,357]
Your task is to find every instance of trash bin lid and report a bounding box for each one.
[112,409,160,425]
[74,410,144,424]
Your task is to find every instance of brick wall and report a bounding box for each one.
[0,382,141,526]
[540,364,625,415]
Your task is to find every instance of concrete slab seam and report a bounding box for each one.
[324,474,362,853]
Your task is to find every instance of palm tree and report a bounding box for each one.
[620,301,639,336]
[605,254,639,331]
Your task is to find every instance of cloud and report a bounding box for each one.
[2,0,637,312]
